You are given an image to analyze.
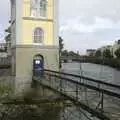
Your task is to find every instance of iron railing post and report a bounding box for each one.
[60,78,63,92]
[101,91,104,113]
[76,84,79,101]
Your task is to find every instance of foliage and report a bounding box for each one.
[0,84,12,100]
[85,57,120,69]
[61,50,68,56]
[115,48,120,58]
[95,49,101,57]
[61,50,80,57]
[103,49,113,59]
[89,52,94,57]
[59,36,64,51]
[0,84,12,94]
[5,27,11,33]
[68,51,79,57]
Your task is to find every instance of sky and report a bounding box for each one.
[0,0,120,54]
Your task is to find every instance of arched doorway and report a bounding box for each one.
[33,54,44,76]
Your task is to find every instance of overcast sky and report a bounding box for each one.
[0,0,120,54]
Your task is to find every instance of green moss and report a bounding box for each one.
[0,84,12,95]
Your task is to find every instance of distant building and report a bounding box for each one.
[86,49,96,56]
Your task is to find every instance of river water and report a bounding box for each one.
[59,62,120,120]
[61,62,120,85]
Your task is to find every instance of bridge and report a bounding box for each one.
[60,56,93,63]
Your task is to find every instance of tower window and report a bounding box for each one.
[30,0,47,17]
[40,0,47,17]
[34,28,44,44]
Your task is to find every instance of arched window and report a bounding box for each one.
[30,0,47,17]
[34,28,44,44]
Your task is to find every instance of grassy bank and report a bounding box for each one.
[87,57,120,70]
[0,77,13,99]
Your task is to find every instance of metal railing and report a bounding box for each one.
[33,69,120,120]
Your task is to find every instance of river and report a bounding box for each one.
[61,62,120,85]
[59,62,120,120]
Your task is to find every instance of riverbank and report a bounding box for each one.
[87,57,120,70]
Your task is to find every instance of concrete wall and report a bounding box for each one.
[12,45,59,96]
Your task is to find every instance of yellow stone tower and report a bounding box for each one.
[10,0,59,95]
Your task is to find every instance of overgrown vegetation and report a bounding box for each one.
[0,79,13,100]
[0,84,12,95]
[86,57,120,69]
[87,47,120,69]
[115,48,120,58]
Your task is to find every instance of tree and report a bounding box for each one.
[103,49,113,59]
[59,36,64,68]
[62,50,68,56]
[89,52,94,57]
[115,48,120,58]
[59,36,64,52]
[68,51,76,57]
[95,50,101,57]
[4,26,11,52]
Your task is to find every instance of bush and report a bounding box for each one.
[86,56,120,69]
[0,84,12,96]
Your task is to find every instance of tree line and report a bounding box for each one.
[89,48,120,69]
[93,48,120,59]
[59,36,120,69]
